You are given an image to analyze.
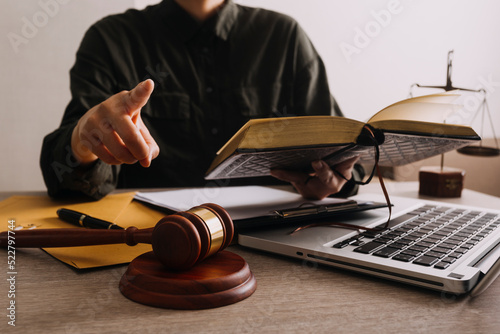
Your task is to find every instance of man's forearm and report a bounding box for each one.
[40,124,118,200]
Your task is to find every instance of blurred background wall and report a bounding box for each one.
[1,0,499,195]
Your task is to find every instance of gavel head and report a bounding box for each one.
[151,203,234,271]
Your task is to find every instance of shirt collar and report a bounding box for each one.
[161,0,238,42]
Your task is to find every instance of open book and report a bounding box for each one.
[205,92,480,180]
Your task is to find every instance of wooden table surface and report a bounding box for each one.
[1,182,499,333]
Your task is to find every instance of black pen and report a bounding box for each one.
[56,208,124,230]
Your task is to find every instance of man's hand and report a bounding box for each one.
[270,156,360,200]
[71,79,159,168]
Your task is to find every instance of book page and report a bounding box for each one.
[207,144,354,179]
[368,92,461,123]
[357,132,477,166]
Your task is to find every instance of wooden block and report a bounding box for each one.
[119,251,256,309]
[419,166,465,198]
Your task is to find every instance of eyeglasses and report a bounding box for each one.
[292,125,392,234]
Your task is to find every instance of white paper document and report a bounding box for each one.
[134,186,352,221]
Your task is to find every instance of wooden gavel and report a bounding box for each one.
[0,203,234,271]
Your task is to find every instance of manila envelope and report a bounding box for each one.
[0,192,167,269]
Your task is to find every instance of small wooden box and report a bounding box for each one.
[419,166,465,198]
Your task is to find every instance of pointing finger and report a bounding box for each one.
[137,118,160,167]
[110,80,155,162]
[125,79,155,114]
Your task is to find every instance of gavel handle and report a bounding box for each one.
[0,227,153,248]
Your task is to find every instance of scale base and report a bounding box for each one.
[419,166,465,198]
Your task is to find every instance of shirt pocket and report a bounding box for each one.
[142,91,195,143]
[232,85,283,120]
[144,91,191,120]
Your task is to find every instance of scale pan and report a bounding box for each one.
[457,145,500,157]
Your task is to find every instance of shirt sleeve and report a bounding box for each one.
[39,25,120,200]
[289,23,343,117]
[289,23,362,197]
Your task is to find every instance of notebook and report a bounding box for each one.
[134,186,388,230]
[238,193,500,295]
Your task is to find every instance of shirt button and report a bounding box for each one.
[202,47,209,53]
[206,87,213,93]
[211,128,218,135]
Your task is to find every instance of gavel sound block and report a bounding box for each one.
[0,203,256,309]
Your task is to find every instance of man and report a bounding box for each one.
[40,0,361,200]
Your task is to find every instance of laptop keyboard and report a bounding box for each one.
[333,204,500,270]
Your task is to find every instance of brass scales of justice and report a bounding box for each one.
[409,50,499,197]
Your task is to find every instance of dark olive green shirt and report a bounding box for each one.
[40,0,345,199]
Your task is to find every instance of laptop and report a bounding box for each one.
[238,193,500,295]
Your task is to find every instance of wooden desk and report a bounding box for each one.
[1,183,499,333]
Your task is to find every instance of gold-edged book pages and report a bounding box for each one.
[205,92,480,180]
